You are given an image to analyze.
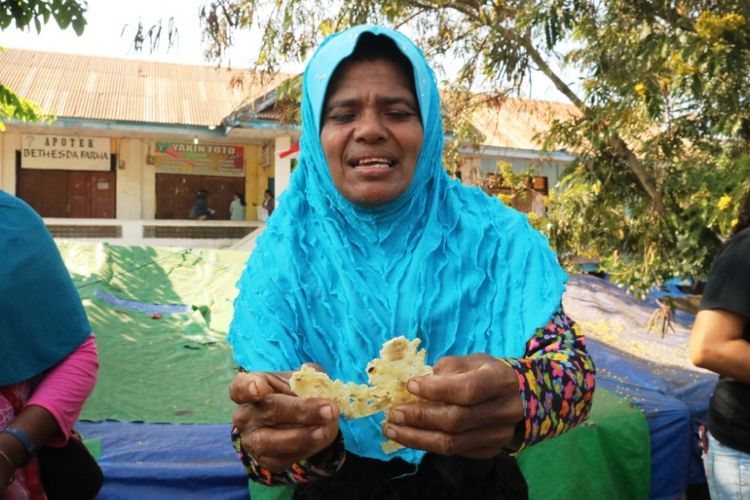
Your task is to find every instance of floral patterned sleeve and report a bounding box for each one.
[231,427,345,485]
[233,305,595,484]
[499,305,596,454]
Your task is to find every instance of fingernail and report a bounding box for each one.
[390,409,404,424]
[407,380,420,394]
[385,426,397,439]
[312,427,325,440]
[320,405,333,420]
[248,380,258,398]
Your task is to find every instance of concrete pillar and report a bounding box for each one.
[0,131,20,193]
[116,138,145,219]
[273,135,292,200]
[245,144,260,220]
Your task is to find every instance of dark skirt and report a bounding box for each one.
[293,453,528,500]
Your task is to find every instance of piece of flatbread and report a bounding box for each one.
[289,365,380,419]
[289,336,433,453]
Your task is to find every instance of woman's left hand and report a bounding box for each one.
[382,354,524,459]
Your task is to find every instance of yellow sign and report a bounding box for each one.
[155,141,245,177]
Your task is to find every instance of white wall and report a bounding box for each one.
[479,156,568,189]
[273,135,292,200]
[116,138,146,219]
[141,140,157,219]
[0,131,21,193]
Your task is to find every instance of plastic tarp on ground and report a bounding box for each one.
[58,241,249,498]
[564,274,717,500]
[59,242,245,423]
[74,391,649,500]
[518,388,650,500]
[587,338,715,500]
[57,243,658,498]
[76,421,249,500]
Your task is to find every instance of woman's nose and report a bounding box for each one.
[354,110,387,143]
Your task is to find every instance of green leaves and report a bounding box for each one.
[0,83,52,131]
[0,1,86,129]
[0,0,87,35]
[168,0,750,293]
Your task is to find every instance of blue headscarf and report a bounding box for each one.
[0,190,91,386]
[228,25,567,463]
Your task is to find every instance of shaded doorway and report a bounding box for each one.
[155,174,245,220]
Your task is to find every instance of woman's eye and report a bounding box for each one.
[329,112,356,123]
[386,110,413,120]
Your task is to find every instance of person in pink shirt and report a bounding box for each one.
[0,190,100,499]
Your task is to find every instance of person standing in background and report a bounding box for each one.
[188,189,211,220]
[262,189,275,219]
[689,189,750,500]
[230,192,247,221]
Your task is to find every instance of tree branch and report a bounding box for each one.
[515,32,665,214]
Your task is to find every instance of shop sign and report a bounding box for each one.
[22,134,111,171]
[154,141,245,177]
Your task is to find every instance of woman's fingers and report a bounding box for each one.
[229,371,294,404]
[233,394,338,431]
[383,421,515,457]
[230,364,328,404]
[378,354,525,458]
[255,394,339,427]
[229,367,344,471]
[409,355,519,406]
[243,419,339,460]
[388,397,520,434]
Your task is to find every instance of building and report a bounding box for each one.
[0,48,577,234]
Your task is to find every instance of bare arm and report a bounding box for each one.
[689,309,750,383]
[0,337,98,491]
[0,405,60,493]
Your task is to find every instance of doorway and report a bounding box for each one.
[155,173,245,220]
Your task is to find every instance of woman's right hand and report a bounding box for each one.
[229,369,340,473]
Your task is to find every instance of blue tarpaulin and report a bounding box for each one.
[76,421,248,500]
[588,338,716,500]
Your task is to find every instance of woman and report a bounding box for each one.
[261,189,274,219]
[0,190,100,499]
[689,190,750,499]
[230,192,247,221]
[228,26,595,499]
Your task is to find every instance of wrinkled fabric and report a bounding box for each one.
[0,190,91,385]
[228,25,567,463]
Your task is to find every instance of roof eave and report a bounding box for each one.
[461,144,575,162]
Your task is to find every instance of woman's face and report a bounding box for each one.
[320,58,423,207]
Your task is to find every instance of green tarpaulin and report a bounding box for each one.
[59,241,245,423]
[58,241,650,498]
[518,388,650,499]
